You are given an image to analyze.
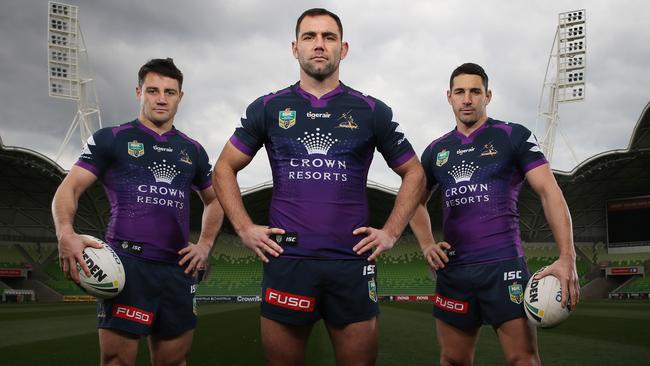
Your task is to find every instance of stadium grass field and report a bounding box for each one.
[1,300,649,365]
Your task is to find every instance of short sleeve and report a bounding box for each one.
[511,124,548,173]
[192,144,213,191]
[372,101,415,168]
[75,128,114,177]
[229,96,266,157]
[421,144,439,191]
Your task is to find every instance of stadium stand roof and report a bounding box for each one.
[519,101,650,242]
[1,100,649,243]
[0,138,107,243]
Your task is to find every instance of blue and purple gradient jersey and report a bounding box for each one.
[422,118,547,267]
[75,119,212,263]
[231,82,415,259]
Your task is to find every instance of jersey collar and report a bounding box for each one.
[453,117,494,145]
[292,82,345,108]
[133,119,178,142]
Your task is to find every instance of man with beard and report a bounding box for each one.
[410,63,580,365]
[213,8,424,366]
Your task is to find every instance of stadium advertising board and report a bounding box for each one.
[609,293,650,300]
[606,196,650,254]
[62,295,95,302]
[387,295,434,302]
[0,268,26,277]
[606,266,644,276]
[196,295,262,303]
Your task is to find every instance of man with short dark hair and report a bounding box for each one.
[410,62,580,366]
[52,58,223,366]
[213,8,424,365]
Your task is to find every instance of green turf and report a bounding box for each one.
[0,300,649,365]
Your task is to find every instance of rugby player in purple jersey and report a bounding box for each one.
[410,63,580,366]
[213,8,425,366]
[52,58,223,366]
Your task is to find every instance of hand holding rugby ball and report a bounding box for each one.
[77,235,125,298]
[523,267,572,328]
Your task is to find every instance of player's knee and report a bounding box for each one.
[440,352,473,366]
[151,355,188,366]
[101,352,133,366]
[505,352,540,366]
[151,349,190,366]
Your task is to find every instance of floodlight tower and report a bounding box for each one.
[47,1,101,162]
[536,9,586,165]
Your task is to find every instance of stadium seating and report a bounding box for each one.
[42,256,85,295]
[376,236,435,295]
[0,244,28,267]
[196,234,437,296]
[613,276,650,293]
[197,234,262,295]
[20,242,57,263]
[523,242,593,277]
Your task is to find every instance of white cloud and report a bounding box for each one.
[0,0,648,183]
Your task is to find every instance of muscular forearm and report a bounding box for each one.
[213,166,254,234]
[382,166,425,238]
[52,184,80,239]
[197,198,224,248]
[409,204,436,250]
[541,187,575,260]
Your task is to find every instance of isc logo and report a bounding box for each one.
[363,264,376,276]
[433,293,468,314]
[113,304,153,325]
[265,288,315,312]
[285,237,296,243]
[503,270,522,281]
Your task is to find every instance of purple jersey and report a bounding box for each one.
[76,120,212,263]
[422,118,547,266]
[231,82,415,259]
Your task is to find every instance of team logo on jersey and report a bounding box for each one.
[179,149,192,165]
[508,282,524,304]
[128,140,145,158]
[278,108,297,129]
[368,278,378,302]
[436,149,449,167]
[480,141,498,157]
[337,110,358,129]
[448,160,479,183]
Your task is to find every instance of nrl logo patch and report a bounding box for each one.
[436,149,449,167]
[368,278,378,303]
[278,108,297,129]
[128,140,144,158]
[508,282,523,304]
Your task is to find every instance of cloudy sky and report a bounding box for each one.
[1,0,648,188]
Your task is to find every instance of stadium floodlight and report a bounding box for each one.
[47,1,101,162]
[535,9,587,165]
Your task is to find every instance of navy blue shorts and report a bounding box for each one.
[97,252,197,337]
[261,257,379,326]
[433,257,530,329]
